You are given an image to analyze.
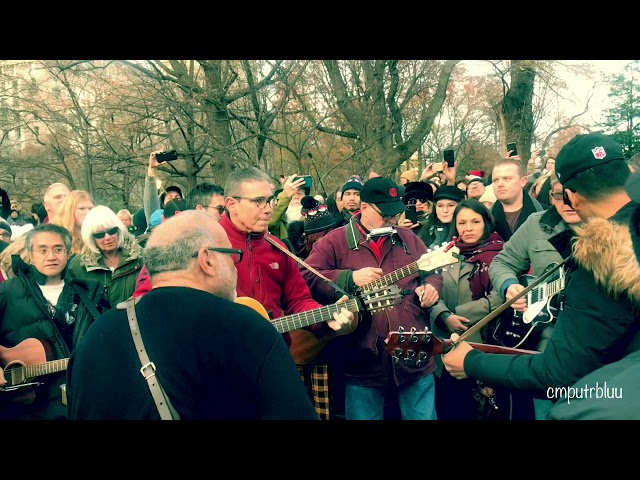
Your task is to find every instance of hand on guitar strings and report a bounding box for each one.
[505,284,528,312]
[415,283,439,308]
[326,295,358,333]
[442,333,473,380]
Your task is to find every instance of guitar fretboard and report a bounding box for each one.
[530,277,564,304]
[358,262,419,294]
[272,299,360,333]
[25,359,69,378]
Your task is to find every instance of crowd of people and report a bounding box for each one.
[0,136,638,420]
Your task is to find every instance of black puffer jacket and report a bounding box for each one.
[0,256,110,419]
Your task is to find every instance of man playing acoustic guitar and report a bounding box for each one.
[0,224,109,419]
[304,177,443,420]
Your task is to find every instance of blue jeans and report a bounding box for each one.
[345,375,437,420]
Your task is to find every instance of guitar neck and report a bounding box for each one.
[359,262,418,293]
[271,298,360,334]
[467,342,539,355]
[25,358,69,378]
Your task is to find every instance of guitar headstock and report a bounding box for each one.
[417,241,461,274]
[384,327,447,367]
[359,285,403,314]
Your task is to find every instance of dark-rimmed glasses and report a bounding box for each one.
[207,205,226,215]
[370,203,402,221]
[192,247,243,264]
[232,195,277,209]
[92,226,120,240]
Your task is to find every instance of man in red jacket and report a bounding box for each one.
[219,167,355,347]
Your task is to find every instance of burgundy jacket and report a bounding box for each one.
[303,215,439,387]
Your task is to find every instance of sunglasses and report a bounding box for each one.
[550,192,564,200]
[92,226,120,239]
[406,197,430,206]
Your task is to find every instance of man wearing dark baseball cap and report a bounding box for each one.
[360,176,407,218]
[303,175,442,421]
[443,132,640,416]
[549,167,640,420]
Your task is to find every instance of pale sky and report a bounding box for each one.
[461,60,635,128]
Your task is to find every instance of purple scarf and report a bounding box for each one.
[456,232,504,300]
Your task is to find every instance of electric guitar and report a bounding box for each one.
[496,263,565,349]
[283,242,461,364]
[385,327,539,368]
[236,286,403,364]
[0,338,69,404]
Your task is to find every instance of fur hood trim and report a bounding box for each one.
[572,217,640,305]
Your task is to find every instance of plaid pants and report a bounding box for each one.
[298,364,331,420]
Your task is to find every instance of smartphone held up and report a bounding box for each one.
[506,143,518,157]
[443,148,455,168]
[156,150,179,162]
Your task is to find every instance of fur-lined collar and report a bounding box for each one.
[572,217,640,305]
[79,232,142,270]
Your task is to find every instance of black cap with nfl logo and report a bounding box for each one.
[555,132,625,185]
[360,177,407,216]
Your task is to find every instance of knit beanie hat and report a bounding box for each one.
[301,196,341,234]
[341,175,364,195]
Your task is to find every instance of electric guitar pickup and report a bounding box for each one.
[496,263,565,349]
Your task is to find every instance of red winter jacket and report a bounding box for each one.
[219,215,328,344]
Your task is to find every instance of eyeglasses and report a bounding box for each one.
[192,247,244,264]
[550,192,564,200]
[207,205,226,215]
[232,195,278,209]
[370,203,401,221]
[92,226,120,239]
[406,197,430,206]
[32,246,67,256]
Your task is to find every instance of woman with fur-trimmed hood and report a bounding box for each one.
[67,205,143,306]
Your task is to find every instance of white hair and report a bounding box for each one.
[81,205,127,254]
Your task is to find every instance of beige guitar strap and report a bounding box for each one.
[119,297,180,420]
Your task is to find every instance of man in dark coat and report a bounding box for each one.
[443,133,640,416]
[0,224,109,420]
[548,167,640,420]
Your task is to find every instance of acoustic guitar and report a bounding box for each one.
[236,286,403,364]
[0,338,69,404]
[287,242,462,364]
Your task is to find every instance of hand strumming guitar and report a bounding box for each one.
[326,295,358,333]
[506,284,528,312]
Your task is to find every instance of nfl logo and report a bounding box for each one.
[591,146,606,160]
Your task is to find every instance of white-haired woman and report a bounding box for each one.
[67,205,143,306]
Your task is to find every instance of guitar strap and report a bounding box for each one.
[72,283,102,322]
[264,233,351,298]
[119,297,180,420]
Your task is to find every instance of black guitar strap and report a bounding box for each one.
[264,233,351,298]
[72,283,102,322]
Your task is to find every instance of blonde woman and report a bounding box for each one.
[0,236,28,282]
[117,209,134,231]
[54,190,96,257]
[67,205,143,306]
